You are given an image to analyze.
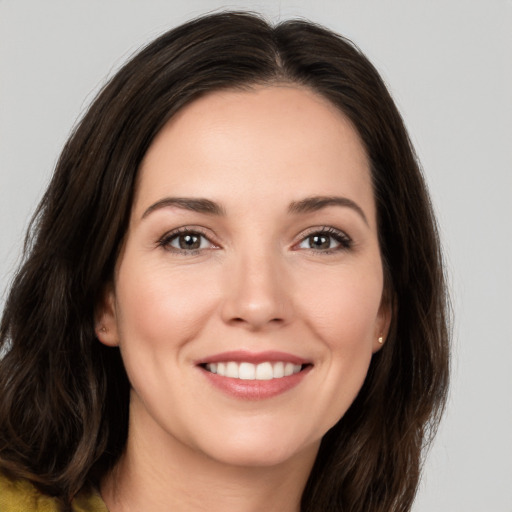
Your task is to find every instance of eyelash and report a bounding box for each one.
[157,227,216,255]
[295,226,353,254]
[157,226,352,255]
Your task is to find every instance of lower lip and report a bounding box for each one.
[200,366,311,400]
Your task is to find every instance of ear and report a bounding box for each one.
[94,283,120,347]
[372,294,393,354]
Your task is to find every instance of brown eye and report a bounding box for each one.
[297,228,352,252]
[177,233,202,250]
[308,234,331,250]
[160,230,213,252]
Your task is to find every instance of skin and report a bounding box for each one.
[97,85,390,512]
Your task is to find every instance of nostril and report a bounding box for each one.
[230,316,284,326]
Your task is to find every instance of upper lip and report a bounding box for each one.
[195,350,311,366]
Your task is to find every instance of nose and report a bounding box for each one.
[220,250,292,331]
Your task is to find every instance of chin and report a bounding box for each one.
[191,425,321,469]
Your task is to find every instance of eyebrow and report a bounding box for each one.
[288,196,369,225]
[141,195,368,225]
[141,197,225,219]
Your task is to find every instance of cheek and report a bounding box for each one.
[296,266,383,419]
[298,265,384,349]
[114,260,219,352]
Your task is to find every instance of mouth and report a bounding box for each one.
[196,351,313,400]
[202,361,308,380]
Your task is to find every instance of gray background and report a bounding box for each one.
[1,1,511,510]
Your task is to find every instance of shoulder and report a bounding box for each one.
[0,472,108,512]
[0,471,62,511]
[72,484,109,512]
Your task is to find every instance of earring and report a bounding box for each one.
[98,326,107,334]
[378,335,384,344]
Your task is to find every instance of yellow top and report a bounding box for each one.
[0,472,109,512]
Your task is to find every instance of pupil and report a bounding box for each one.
[179,234,200,250]
[310,235,330,249]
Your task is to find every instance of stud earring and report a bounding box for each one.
[378,335,384,344]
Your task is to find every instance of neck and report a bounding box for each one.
[101,404,318,512]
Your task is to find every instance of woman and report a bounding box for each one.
[0,11,449,512]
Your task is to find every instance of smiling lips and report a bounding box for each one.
[198,351,311,400]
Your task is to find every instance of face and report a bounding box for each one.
[97,85,390,470]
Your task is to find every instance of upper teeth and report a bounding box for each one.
[205,361,302,380]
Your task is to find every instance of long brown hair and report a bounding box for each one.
[0,11,450,511]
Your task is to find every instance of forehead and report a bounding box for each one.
[134,85,374,223]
